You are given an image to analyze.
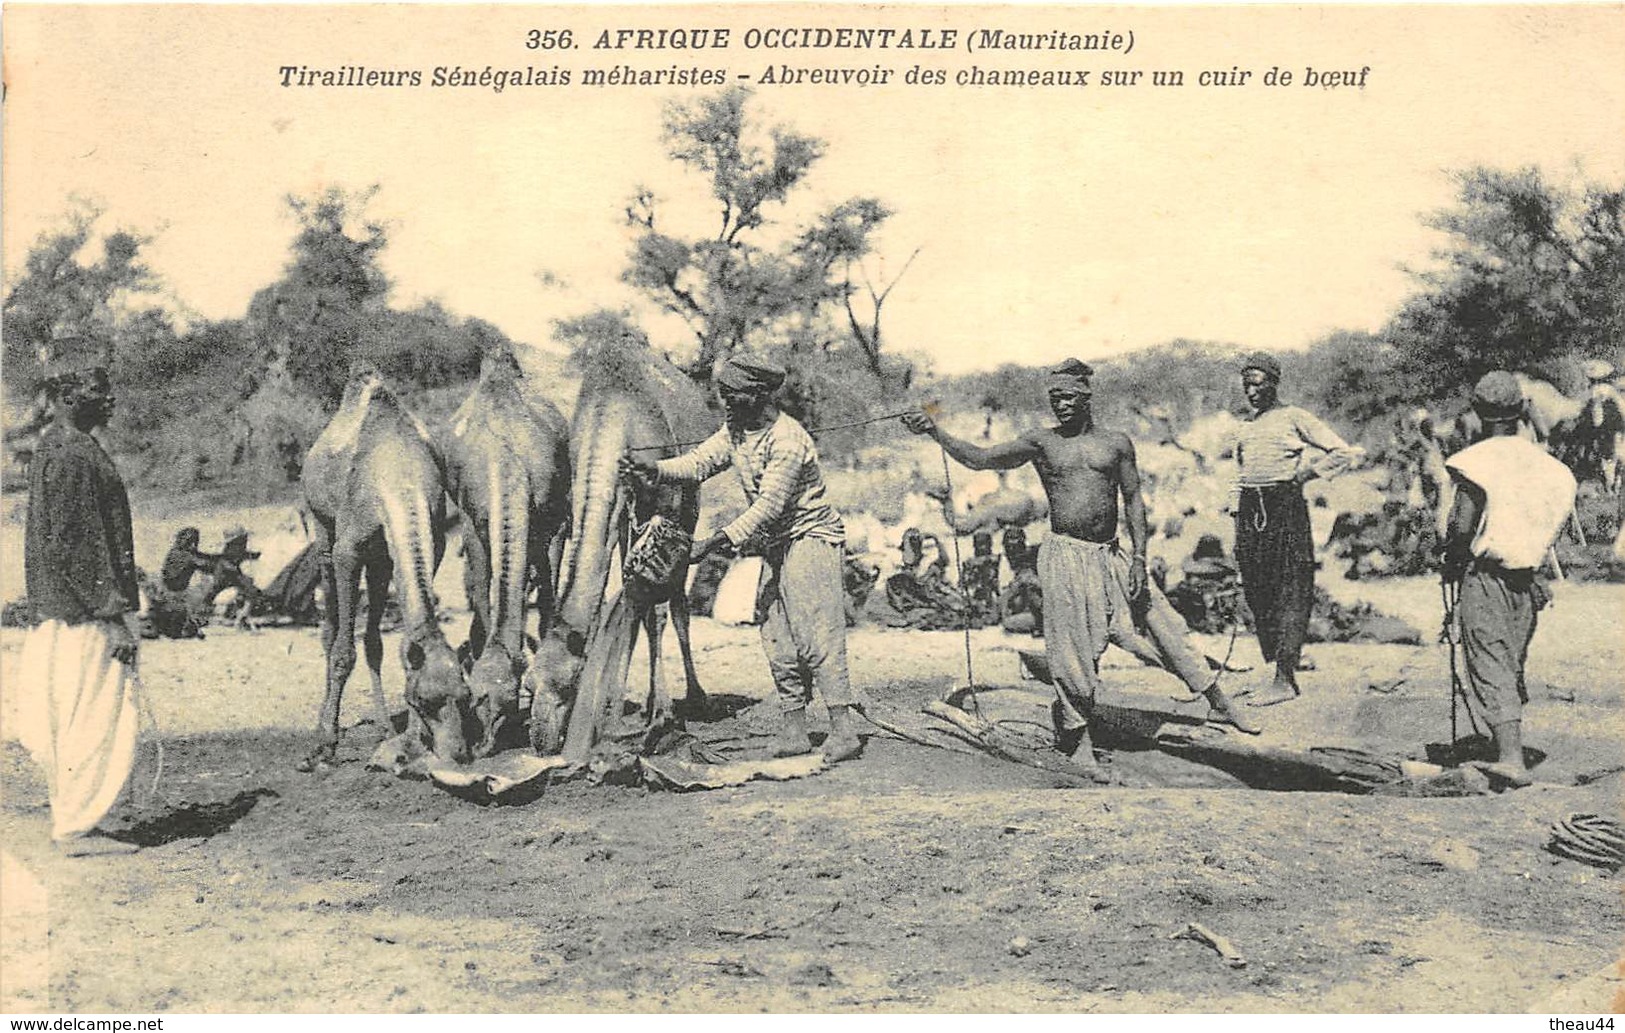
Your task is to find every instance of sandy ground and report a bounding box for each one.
[2,549,1622,1013]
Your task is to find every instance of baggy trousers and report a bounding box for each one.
[1458,562,1540,729]
[1235,482,1315,674]
[14,618,142,841]
[755,537,855,713]
[1039,535,1214,734]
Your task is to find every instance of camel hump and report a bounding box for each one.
[306,371,444,514]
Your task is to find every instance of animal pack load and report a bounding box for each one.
[624,514,691,605]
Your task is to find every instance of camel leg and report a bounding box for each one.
[312,516,338,661]
[643,604,674,730]
[529,526,555,647]
[670,591,707,719]
[362,542,394,736]
[461,519,492,665]
[300,539,362,771]
[547,527,566,612]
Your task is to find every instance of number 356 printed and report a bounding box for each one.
[525,29,574,49]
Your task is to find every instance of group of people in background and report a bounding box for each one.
[19,340,1582,855]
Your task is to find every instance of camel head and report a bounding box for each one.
[524,625,587,755]
[402,634,474,764]
[342,360,385,406]
[468,643,524,757]
[479,346,523,386]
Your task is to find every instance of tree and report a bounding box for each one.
[1387,166,1625,401]
[2,200,163,397]
[621,88,905,388]
[245,185,393,404]
[1288,330,1405,438]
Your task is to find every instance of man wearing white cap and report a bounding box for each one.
[1441,370,1577,787]
[16,337,144,856]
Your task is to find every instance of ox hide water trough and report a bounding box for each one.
[410,584,832,803]
[864,648,1520,797]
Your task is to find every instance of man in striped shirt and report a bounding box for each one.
[1233,352,1364,707]
[620,355,862,762]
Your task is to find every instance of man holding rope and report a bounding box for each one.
[1440,371,1576,787]
[903,359,1259,779]
[620,355,863,763]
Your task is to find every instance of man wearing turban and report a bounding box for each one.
[1233,352,1364,707]
[904,359,1259,780]
[1440,371,1576,787]
[621,355,862,762]
[15,337,144,855]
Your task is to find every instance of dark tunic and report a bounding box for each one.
[25,423,139,625]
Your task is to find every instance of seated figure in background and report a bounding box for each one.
[210,528,265,624]
[882,528,968,630]
[842,550,881,627]
[959,529,1003,629]
[1164,533,1249,635]
[999,526,1043,636]
[146,527,213,639]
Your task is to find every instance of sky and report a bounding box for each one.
[4,3,1624,375]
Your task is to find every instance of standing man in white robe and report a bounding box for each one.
[17,338,144,856]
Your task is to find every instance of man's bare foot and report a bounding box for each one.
[1469,761,1533,788]
[1056,724,1109,783]
[1205,695,1263,735]
[772,708,812,758]
[1063,749,1112,784]
[772,732,812,758]
[1245,682,1301,708]
[821,729,862,763]
[821,707,863,763]
[1060,748,1104,780]
[56,831,140,857]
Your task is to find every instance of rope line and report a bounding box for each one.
[936,439,980,716]
[624,410,915,452]
[1440,578,1481,746]
[130,665,165,805]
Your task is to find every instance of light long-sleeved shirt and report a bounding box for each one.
[655,414,845,550]
[1234,405,1364,488]
[1446,436,1576,570]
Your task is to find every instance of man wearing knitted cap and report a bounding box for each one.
[1233,351,1365,707]
[1440,371,1576,787]
[15,337,144,855]
[904,358,1259,780]
[621,354,863,762]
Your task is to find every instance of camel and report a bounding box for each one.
[297,363,470,771]
[527,337,716,760]
[442,349,572,756]
[1550,379,1623,492]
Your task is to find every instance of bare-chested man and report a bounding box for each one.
[903,359,1258,777]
